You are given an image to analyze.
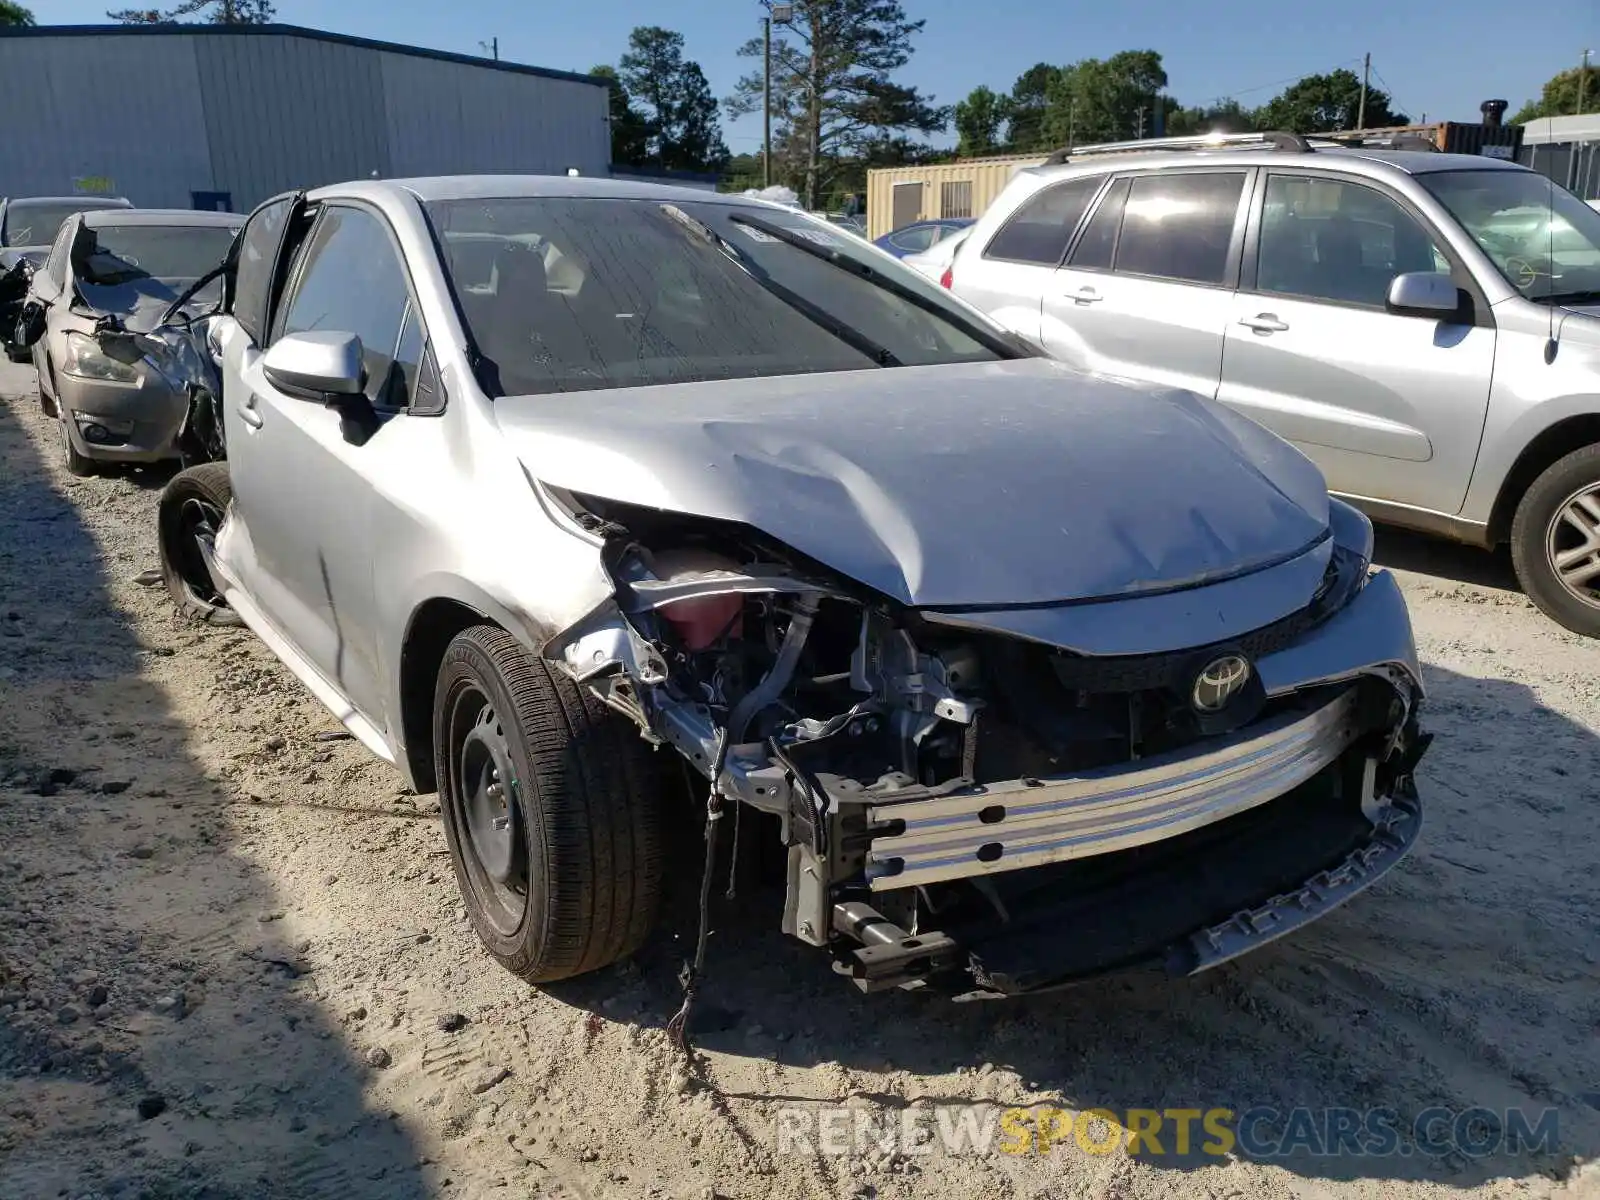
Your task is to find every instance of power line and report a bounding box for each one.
[1367,62,1414,122]
[1203,57,1366,107]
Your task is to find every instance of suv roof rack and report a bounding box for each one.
[1309,129,1442,152]
[1040,130,1312,165]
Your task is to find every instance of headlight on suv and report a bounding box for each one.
[62,331,140,383]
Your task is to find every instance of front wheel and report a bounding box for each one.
[433,626,663,983]
[58,409,97,477]
[1510,444,1600,638]
[156,463,243,626]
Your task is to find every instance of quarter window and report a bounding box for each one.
[984,176,1104,266]
[1113,172,1247,286]
[1256,175,1451,308]
[275,206,412,406]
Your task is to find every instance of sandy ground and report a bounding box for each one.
[1,358,1598,1200]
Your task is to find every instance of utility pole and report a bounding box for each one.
[1579,49,1592,116]
[763,16,772,188]
[1135,107,1146,139]
[1357,51,1370,130]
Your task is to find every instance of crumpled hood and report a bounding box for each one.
[495,358,1331,608]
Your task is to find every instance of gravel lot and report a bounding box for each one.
[1,357,1597,1200]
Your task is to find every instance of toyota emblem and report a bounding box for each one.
[1192,654,1251,713]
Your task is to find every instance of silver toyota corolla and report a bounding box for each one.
[156,176,1430,998]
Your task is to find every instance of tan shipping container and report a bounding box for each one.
[866,154,1043,240]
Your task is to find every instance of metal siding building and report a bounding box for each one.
[0,24,610,212]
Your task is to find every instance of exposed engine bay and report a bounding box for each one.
[545,488,1429,998]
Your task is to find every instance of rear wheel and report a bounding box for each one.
[1510,444,1600,638]
[434,625,663,983]
[157,463,243,626]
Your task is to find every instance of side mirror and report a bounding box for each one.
[13,299,46,349]
[1386,272,1461,319]
[261,330,365,401]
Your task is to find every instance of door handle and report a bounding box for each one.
[1071,287,1104,305]
[237,394,264,429]
[1239,314,1289,334]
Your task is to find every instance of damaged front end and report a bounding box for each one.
[544,488,1429,999]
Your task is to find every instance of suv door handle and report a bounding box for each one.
[1239,313,1289,334]
[1070,287,1104,305]
[237,394,264,430]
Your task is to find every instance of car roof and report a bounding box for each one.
[4,195,133,207]
[312,174,778,208]
[1022,145,1530,181]
[80,208,243,228]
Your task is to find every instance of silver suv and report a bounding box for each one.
[945,133,1600,636]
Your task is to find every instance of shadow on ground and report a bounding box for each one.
[1373,525,1520,592]
[0,387,428,1198]
[553,664,1600,1193]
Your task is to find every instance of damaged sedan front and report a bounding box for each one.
[526,367,1428,998]
[168,178,1428,1004]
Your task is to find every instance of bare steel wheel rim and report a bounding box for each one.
[449,686,527,937]
[1546,482,1600,610]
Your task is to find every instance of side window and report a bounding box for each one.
[385,299,425,411]
[1114,171,1247,286]
[1256,174,1451,308]
[1069,177,1131,271]
[890,226,938,254]
[984,176,1105,266]
[233,196,295,344]
[274,206,412,406]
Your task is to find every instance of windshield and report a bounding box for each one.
[425,196,1022,397]
[73,224,239,313]
[1422,169,1600,303]
[1,201,124,248]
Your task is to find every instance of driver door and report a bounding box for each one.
[221,201,415,728]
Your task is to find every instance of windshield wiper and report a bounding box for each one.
[1542,289,1600,306]
[729,212,1034,361]
[659,204,900,367]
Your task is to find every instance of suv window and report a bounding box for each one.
[1069,177,1131,271]
[984,176,1104,266]
[1114,172,1247,286]
[233,196,295,344]
[275,205,413,406]
[1257,174,1449,307]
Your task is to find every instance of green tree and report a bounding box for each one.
[618,26,729,173]
[1005,63,1060,152]
[1165,98,1257,136]
[108,0,275,21]
[1040,50,1168,147]
[1254,68,1406,133]
[0,1,36,27]
[1512,65,1600,122]
[954,84,1012,156]
[588,65,650,167]
[727,0,948,210]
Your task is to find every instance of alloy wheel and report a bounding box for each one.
[174,497,227,608]
[1545,483,1600,610]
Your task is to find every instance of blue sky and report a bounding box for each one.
[27,0,1600,154]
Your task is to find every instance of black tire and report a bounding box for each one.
[156,463,243,627]
[57,407,99,477]
[1510,443,1600,638]
[434,625,663,983]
